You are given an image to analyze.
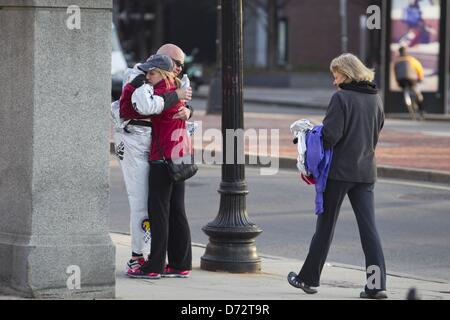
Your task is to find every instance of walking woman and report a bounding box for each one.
[288,53,387,299]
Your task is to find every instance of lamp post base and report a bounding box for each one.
[201,225,262,273]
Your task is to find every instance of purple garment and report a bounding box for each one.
[305,125,333,215]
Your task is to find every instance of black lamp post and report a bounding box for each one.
[200,0,262,273]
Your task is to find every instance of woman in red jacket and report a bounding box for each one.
[127,54,192,279]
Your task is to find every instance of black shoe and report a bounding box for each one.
[360,290,388,299]
[287,272,318,294]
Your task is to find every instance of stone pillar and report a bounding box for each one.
[0,0,115,298]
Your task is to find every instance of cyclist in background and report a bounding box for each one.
[394,46,425,116]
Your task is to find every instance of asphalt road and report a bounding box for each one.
[110,158,450,283]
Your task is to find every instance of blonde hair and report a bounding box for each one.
[153,68,182,88]
[330,53,375,83]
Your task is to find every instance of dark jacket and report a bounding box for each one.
[322,81,384,183]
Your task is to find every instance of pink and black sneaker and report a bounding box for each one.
[125,257,145,274]
[162,266,191,278]
[127,267,161,279]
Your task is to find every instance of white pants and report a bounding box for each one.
[114,125,152,256]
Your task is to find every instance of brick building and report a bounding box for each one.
[243,0,382,71]
[280,0,382,70]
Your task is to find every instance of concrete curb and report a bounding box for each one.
[386,113,450,122]
[238,97,327,110]
[376,165,450,185]
[276,157,450,185]
[109,143,450,185]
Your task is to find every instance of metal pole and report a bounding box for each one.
[267,0,277,69]
[340,0,348,52]
[444,0,450,114]
[201,0,262,273]
[359,15,368,64]
[381,0,389,110]
[112,0,120,28]
[206,0,222,114]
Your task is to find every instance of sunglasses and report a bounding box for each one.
[172,59,184,69]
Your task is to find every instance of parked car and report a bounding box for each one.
[111,23,127,100]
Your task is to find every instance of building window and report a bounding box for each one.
[278,17,288,66]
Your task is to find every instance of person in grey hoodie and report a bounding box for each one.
[288,53,387,299]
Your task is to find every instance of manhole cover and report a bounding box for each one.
[398,193,450,201]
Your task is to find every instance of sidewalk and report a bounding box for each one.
[191,86,450,184]
[113,233,450,300]
[195,85,450,119]
[196,85,332,110]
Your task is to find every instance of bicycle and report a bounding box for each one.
[399,82,424,121]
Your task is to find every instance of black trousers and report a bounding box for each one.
[141,162,192,274]
[298,179,386,292]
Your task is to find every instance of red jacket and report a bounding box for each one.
[149,79,191,161]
